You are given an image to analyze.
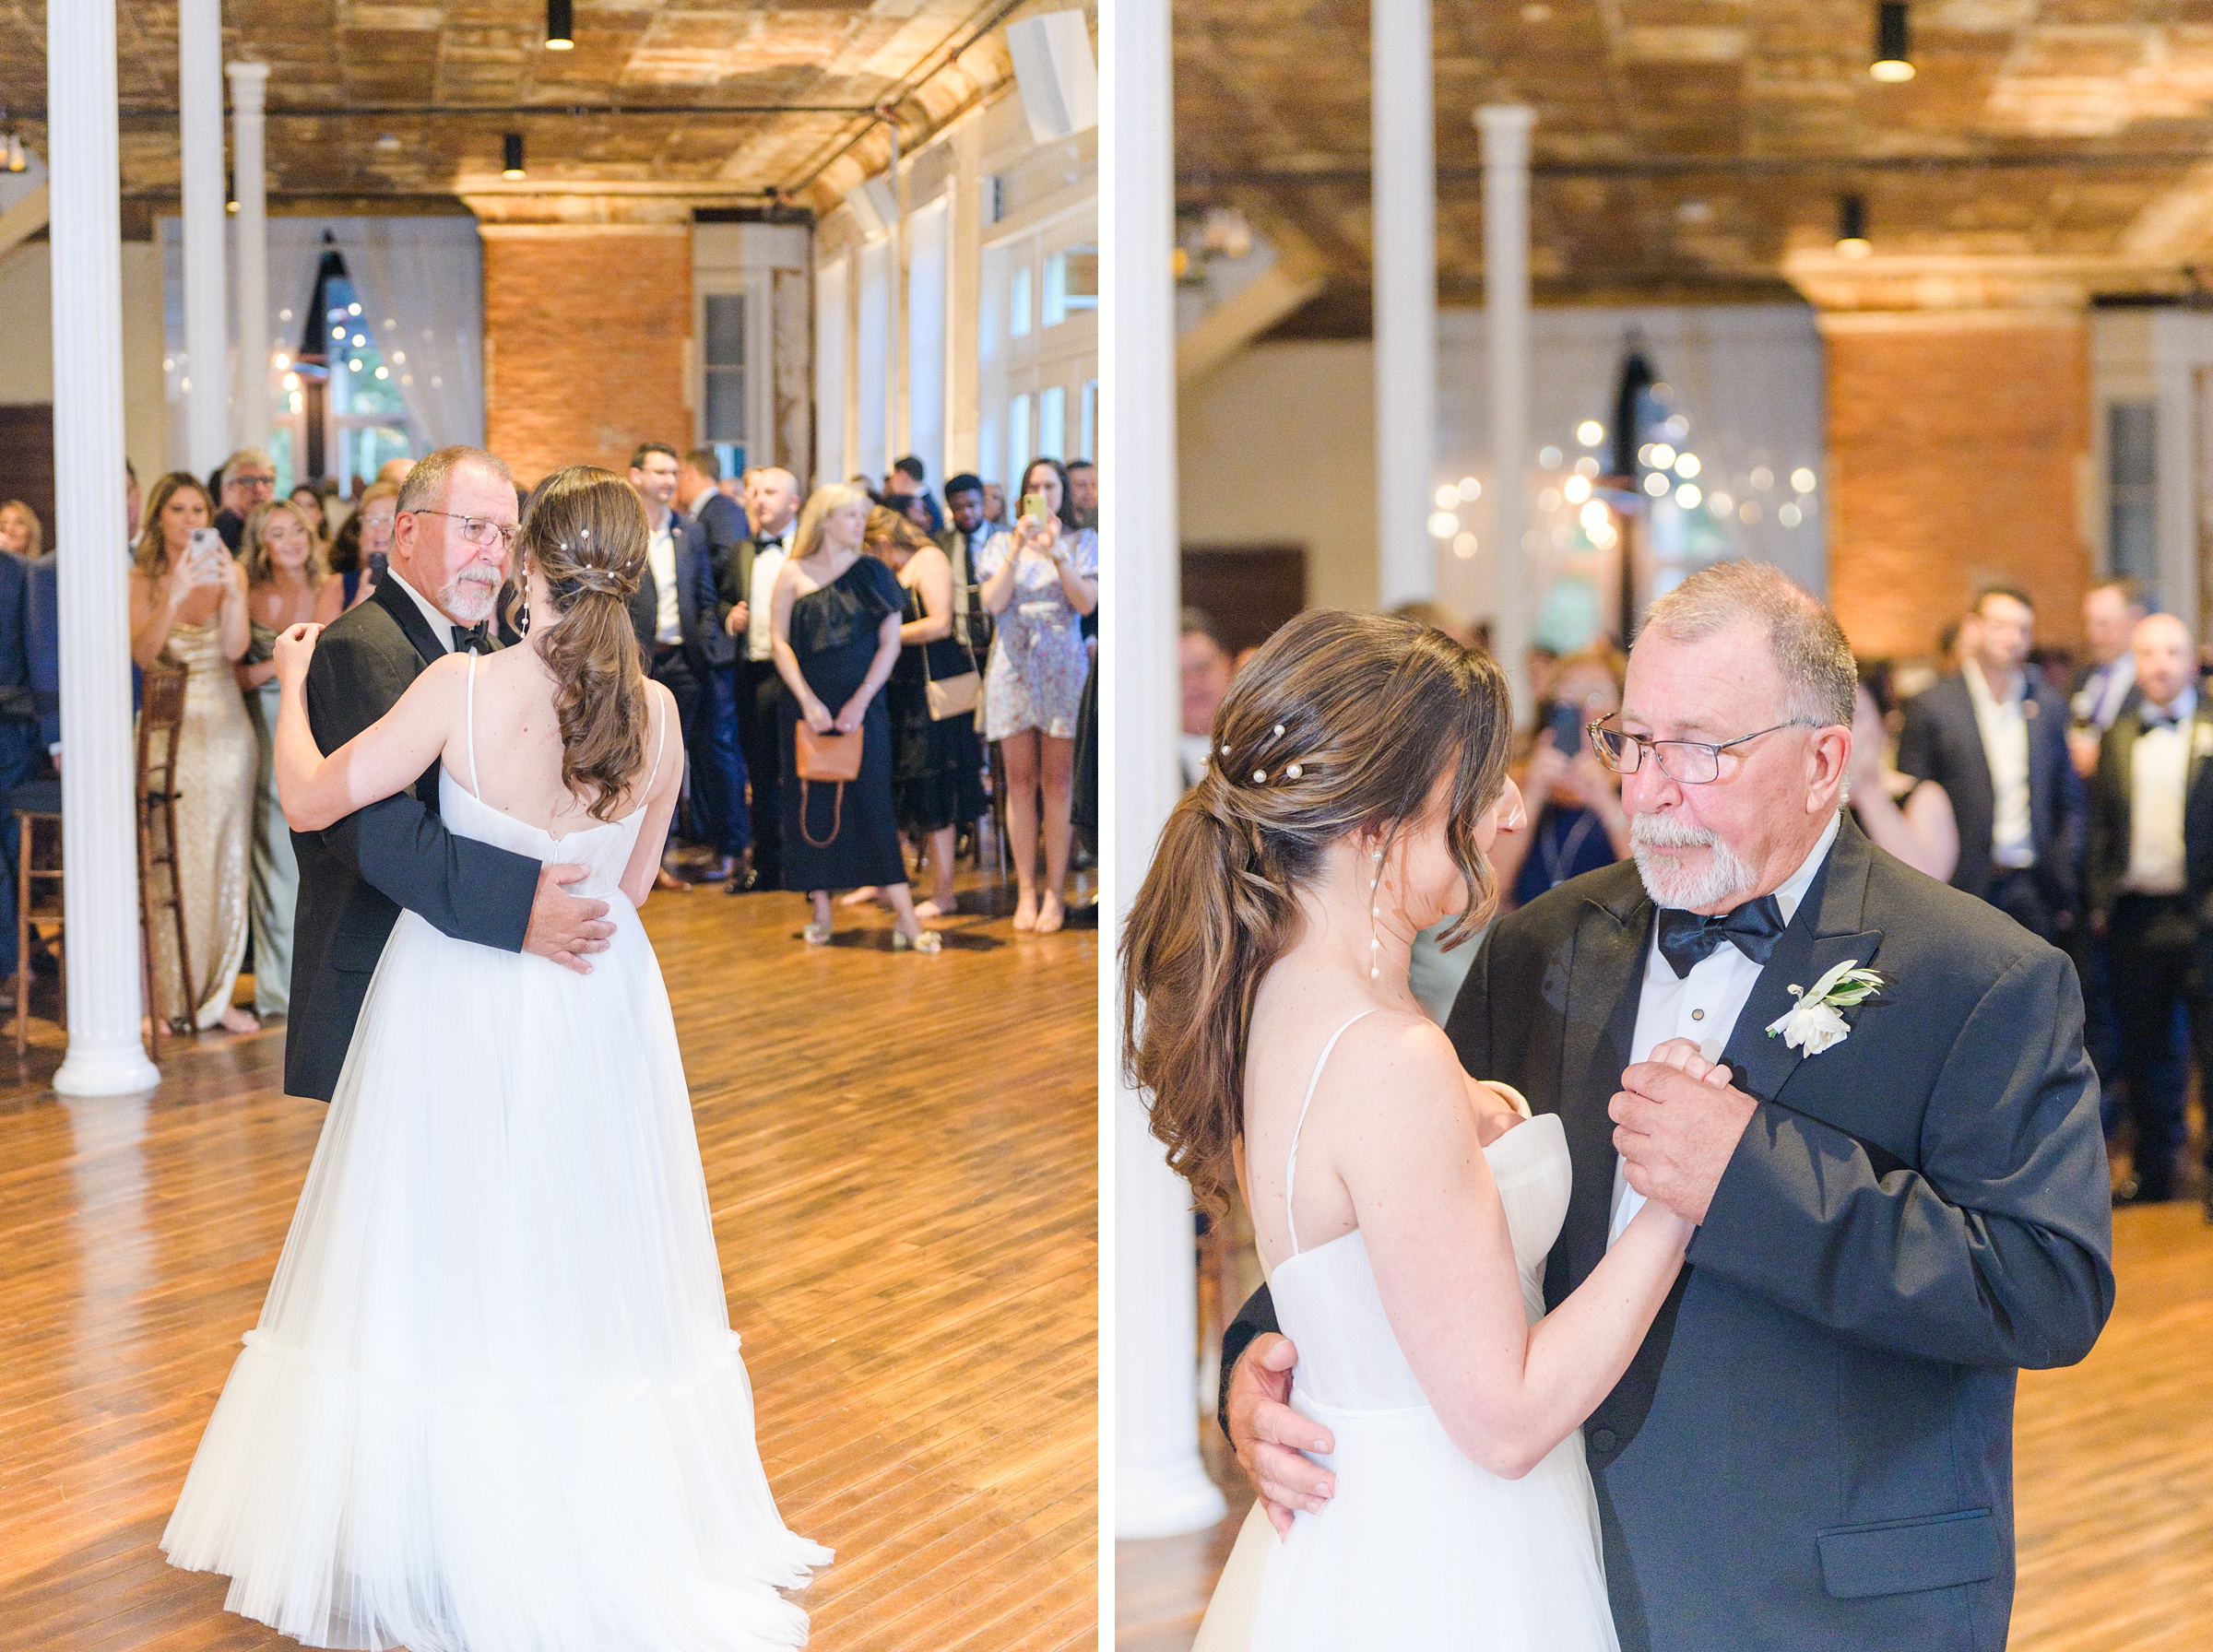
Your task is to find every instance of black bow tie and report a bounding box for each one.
[452,624,492,655]
[1655,895,1786,979]
[2144,707,2187,733]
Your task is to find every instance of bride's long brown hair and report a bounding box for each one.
[514,466,651,822]
[1120,608,1515,1212]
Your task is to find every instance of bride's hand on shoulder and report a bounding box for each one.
[273,622,323,690]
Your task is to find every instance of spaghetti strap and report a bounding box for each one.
[464,652,480,798]
[1284,1009,1379,1257]
[642,688,669,796]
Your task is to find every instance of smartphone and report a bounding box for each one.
[187,525,222,565]
[1548,700,1584,753]
[1020,491,1049,525]
[366,551,389,587]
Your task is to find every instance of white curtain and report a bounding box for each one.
[327,218,485,450]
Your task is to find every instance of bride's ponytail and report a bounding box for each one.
[1120,609,1515,1213]
[515,466,651,822]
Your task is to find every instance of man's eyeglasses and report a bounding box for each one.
[1587,718,1817,785]
[407,509,518,550]
[231,474,276,490]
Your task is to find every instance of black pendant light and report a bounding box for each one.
[546,0,574,51]
[503,133,526,180]
[1872,3,1914,82]
[1836,195,1871,257]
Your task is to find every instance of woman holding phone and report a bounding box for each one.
[131,471,261,1034]
[1485,644,1631,911]
[976,456,1098,933]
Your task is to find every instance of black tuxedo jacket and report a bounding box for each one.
[285,577,541,1102]
[629,513,720,674]
[2086,697,2213,925]
[1896,670,2085,914]
[688,492,746,671]
[714,531,789,643]
[1220,817,2113,1652]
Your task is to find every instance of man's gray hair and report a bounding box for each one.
[1639,560,1857,728]
[396,445,515,516]
[219,448,275,488]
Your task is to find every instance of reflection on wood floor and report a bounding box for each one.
[1119,1149,2211,1652]
[0,875,1096,1651]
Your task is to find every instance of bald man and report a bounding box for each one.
[2086,611,2213,1212]
[719,466,800,887]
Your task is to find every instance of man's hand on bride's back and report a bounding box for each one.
[1227,1331,1336,1538]
[524,862,615,975]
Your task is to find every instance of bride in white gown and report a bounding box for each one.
[1122,608,1707,1650]
[161,466,830,1651]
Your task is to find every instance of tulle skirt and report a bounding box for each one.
[1202,1392,1618,1651]
[161,903,831,1650]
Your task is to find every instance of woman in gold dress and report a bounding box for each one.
[130,472,259,1034]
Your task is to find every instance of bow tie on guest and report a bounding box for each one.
[1655,894,1786,979]
[2142,705,2189,733]
[452,624,492,655]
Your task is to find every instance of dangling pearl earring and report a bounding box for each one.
[1369,845,1386,981]
[515,553,531,636]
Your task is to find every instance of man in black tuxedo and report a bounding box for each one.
[1221,561,2113,1652]
[626,442,720,889]
[1896,584,2084,942]
[211,448,277,552]
[286,446,616,1103]
[2087,611,2213,1212]
[717,466,801,890]
[675,447,751,885]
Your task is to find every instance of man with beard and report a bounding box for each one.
[284,445,616,1103]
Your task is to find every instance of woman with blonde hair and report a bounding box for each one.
[325,478,396,611]
[231,499,341,1021]
[129,469,259,1033]
[0,498,41,560]
[770,482,940,949]
[1124,608,1696,1650]
[162,465,829,1649]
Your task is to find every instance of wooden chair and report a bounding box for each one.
[13,781,63,1058]
[136,667,193,1047]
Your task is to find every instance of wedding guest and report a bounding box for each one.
[1897,584,2083,941]
[374,455,413,488]
[675,447,750,884]
[129,472,258,1033]
[0,537,39,985]
[327,480,396,611]
[236,499,337,1021]
[1067,458,1098,531]
[1487,646,1632,909]
[625,442,718,891]
[289,483,330,545]
[721,466,801,890]
[1180,610,1234,788]
[937,473,1003,647]
[1847,669,1958,882]
[0,499,41,560]
[869,506,986,918]
[211,448,278,552]
[982,480,1010,527]
[770,483,939,950]
[977,457,1097,933]
[125,458,142,540]
[2088,612,2213,1214]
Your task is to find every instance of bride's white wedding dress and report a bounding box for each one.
[162,661,831,1650]
[1198,1010,1618,1652]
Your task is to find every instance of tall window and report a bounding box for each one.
[1039,385,1066,461]
[703,292,747,474]
[1008,393,1032,495]
[318,267,413,496]
[2109,400,2158,585]
[857,239,891,483]
[814,256,849,487]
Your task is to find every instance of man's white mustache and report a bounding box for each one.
[1629,814,1718,851]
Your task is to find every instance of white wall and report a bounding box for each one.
[0,240,169,506]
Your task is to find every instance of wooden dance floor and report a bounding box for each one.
[0,877,1096,1651]
[1118,1178,2213,1651]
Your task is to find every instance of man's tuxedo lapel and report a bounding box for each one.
[371,573,448,670]
[1554,871,1652,1299]
[1721,815,1884,1107]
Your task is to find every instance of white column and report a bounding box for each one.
[1103,0,1228,1540]
[178,0,228,477]
[227,62,271,456]
[49,0,160,1097]
[1479,106,1534,714]
[1373,0,1438,608]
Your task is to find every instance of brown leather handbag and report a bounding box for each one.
[794,723,863,847]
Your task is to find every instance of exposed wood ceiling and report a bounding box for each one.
[0,0,1036,218]
[1174,0,2213,332]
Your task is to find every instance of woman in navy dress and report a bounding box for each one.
[770,483,941,951]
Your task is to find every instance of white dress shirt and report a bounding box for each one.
[2124,687,2197,896]
[645,513,680,645]
[746,539,788,663]
[384,565,458,654]
[1963,660,2036,870]
[1608,811,1842,1246]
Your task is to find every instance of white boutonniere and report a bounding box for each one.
[1765,959,1884,1056]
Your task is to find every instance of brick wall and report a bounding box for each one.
[481,225,692,486]
[1825,312,2091,660]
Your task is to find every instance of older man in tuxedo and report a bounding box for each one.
[675,447,751,885]
[1896,584,2084,942]
[1220,561,2113,1652]
[2088,611,2213,1212]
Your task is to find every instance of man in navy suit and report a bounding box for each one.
[1896,584,2085,943]
[677,448,751,886]
[627,442,724,888]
